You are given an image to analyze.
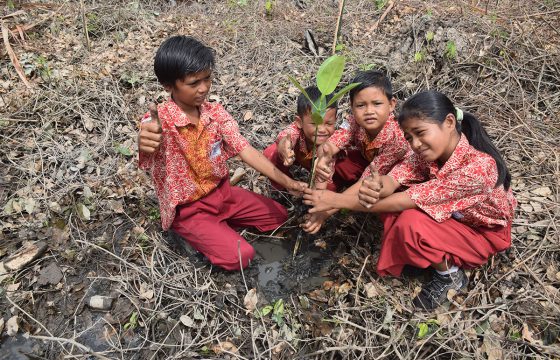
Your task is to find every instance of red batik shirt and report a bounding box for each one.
[276,122,314,170]
[327,113,410,177]
[388,135,517,228]
[139,99,250,230]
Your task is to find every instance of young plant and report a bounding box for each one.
[288,55,360,259]
[288,55,360,186]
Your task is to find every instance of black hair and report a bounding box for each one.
[398,90,511,190]
[297,86,338,117]
[349,70,393,103]
[154,35,215,86]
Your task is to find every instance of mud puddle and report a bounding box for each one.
[252,230,334,301]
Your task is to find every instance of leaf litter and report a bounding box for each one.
[0,0,559,359]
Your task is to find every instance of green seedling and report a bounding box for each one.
[445,41,457,60]
[288,55,360,187]
[288,55,360,257]
[375,0,388,10]
[123,311,138,331]
[265,0,274,17]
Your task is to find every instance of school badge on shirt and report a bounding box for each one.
[210,140,222,159]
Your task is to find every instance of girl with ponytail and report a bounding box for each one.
[303,90,517,311]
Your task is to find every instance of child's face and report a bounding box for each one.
[400,115,457,164]
[297,108,337,146]
[351,87,396,137]
[165,70,212,111]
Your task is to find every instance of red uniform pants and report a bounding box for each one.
[377,209,511,277]
[170,179,288,270]
[263,144,368,191]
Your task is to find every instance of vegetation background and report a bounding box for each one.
[0,0,559,358]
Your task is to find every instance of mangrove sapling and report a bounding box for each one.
[288,54,360,257]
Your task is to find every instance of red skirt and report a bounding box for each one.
[377,209,511,277]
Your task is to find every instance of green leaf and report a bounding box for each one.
[273,299,284,316]
[288,75,319,112]
[311,112,324,126]
[259,305,273,317]
[326,82,361,107]
[417,323,429,339]
[115,144,133,156]
[316,55,345,95]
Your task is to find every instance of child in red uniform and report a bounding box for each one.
[304,90,516,310]
[138,35,306,271]
[302,70,410,234]
[264,86,345,191]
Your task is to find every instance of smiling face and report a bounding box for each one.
[400,114,460,165]
[297,107,337,147]
[351,87,396,138]
[165,70,212,113]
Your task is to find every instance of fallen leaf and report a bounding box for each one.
[530,186,552,197]
[77,203,90,221]
[6,316,19,336]
[243,111,253,121]
[364,282,379,298]
[139,282,154,300]
[180,314,195,327]
[212,341,238,354]
[244,288,258,314]
[0,318,4,334]
[482,332,503,360]
[6,282,21,292]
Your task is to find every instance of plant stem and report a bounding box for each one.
[309,125,319,188]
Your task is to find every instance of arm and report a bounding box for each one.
[303,178,365,213]
[239,145,306,194]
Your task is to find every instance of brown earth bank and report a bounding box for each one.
[0,0,559,359]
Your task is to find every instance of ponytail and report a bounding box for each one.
[460,112,511,189]
[398,91,511,190]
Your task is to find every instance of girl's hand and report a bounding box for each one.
[301,211,331,234]
[138,104,163,154]
[278,137,295,166]
[358,170,382,208]
[303,188,336,213]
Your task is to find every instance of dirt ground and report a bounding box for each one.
[1,0,559,359]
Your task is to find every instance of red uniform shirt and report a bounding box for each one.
[139,99,250,230]
[388,135,517,227]
[327,113,410,177]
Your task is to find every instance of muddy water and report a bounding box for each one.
[252,230,333,301]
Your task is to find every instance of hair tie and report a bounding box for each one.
[455,107,463,123]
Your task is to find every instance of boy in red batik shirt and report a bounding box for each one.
[301,70,410,234]
[304,91,516,311]
[264,86,357,192]
[138,35,306,271]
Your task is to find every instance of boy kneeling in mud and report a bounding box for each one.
[138,35,306,271]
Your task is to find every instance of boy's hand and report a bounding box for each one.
[358,165,382,209]
[138,104,163,154]
[278,137,295,166]
[303,188,336,213]
[314,144,335,182]
[287,179,308,197]
[301,211,331,234]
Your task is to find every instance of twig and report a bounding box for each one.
[80,0,90,50]
[353,255,370,306]
[367,0,396,34]
[331,0,346,55]
[1,20,31,88]
[238,239,249,292]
